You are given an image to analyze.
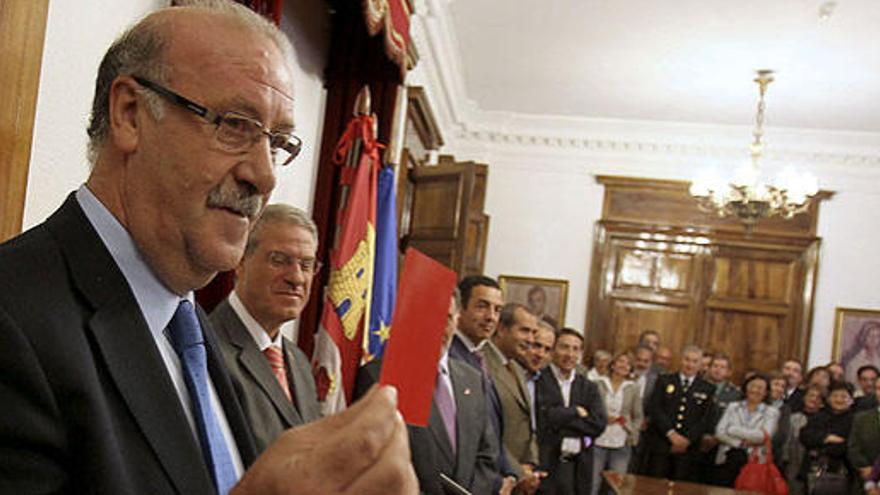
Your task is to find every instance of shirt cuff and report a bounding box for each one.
[865,481,877,491]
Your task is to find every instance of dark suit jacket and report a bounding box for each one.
[210,298,321,453]
[644,373,716,454]
[354,359,499,495]
[847,408,880,472]
[448,334,519,478]
[535,367,607,495]
[0,194,257,494]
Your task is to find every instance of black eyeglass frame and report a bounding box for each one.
[132,75,302,166]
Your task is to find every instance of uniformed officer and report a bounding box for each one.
[696,353,742,484]
[640,345,716,482]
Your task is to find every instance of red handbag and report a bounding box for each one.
[734,432,789,495]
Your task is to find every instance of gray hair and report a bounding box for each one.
[245,204,318,256]
[86,0,294,165]
[681,344,704,358]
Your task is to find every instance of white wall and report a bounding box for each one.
[25,0,330,229]
[410,0,880,369]
[447,132,880,370]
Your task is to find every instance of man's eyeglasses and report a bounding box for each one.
[132,76,302,166]
[267,250,321,276]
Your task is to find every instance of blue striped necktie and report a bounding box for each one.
[167,300,237,495]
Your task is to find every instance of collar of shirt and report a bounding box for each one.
[76,185,188,338]
[228,291,283,351]
[439,350,451,376]
[484,339,509,365]
[679,374,694,387]
[550,363,576,385]
[454,330,485,353]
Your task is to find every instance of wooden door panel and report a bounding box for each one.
[615,249,654,289]
[409,174,464,237]
[611,244,697,295]
[702,309,788,383]
[406,239,458,268]
[710,256,795,304]
[587,176,823,375]
[606,300,693,359]
[657,254,693,292]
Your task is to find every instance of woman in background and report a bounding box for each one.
[783,385,824,494]
[800,382,856,494]
[591,352,642,495]
[713,374,780,487]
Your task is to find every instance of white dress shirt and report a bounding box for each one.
[77,185,244,478]
[551,364,584,455]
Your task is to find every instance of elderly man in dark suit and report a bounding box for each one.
[0,3,415,494]
[536,328,607,495]
[355,292,499,494]
[210,204,322,452]
[641,345,716,483]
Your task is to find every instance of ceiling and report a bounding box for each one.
[447,0,880,133]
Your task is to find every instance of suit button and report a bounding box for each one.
[676,423,682,428]
[677,414,684,420]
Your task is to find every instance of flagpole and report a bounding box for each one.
[334,85,371,250]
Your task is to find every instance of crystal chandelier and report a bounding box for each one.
[689,70,819,228]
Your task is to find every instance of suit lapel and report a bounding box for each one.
[486,349,529,414]
[218,302,301,427]
[50,197,213,494]
[427,401,455,466]
[201,307,258,465]
[283,341,312,423]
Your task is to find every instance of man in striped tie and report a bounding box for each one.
[210,204,323,453]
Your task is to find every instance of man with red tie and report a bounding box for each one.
[210,204,322,452]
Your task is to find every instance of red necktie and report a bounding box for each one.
[263,345,292,402]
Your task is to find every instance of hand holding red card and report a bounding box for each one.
[379,248,457,426]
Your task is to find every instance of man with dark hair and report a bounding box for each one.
[448,274,519,491]
[641,345,716,482]
[0,3,415,494]
[854,365,880,411]
[210,204,322,453]
[782,359,805,410]
[696,353,742,484]
[484,303,543,492]
[638,330,660,353]
[354,293,500,494]
[855,364,879,398]
[536,328,607,495]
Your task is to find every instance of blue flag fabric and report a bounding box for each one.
[367,165,398,360]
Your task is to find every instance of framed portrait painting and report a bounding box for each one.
[833,307,880,385]
[498,275,568,330]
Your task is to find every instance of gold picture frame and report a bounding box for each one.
[498,275,568,330]
[833,306,880,385]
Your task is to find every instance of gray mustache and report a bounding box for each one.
[206,183,262,218]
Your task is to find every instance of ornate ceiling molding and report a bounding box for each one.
[411,0,880,172]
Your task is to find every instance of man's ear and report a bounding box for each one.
[108,76,142,154]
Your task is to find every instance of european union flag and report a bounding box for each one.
[367,165,398,360]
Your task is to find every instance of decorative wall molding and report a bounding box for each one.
[411,0,880,173]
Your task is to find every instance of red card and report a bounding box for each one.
[379,248,457,426]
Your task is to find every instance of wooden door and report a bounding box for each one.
[400,160,489,276]
[0,0,49,241]
[587,176,828,384]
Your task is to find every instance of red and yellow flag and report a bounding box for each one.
[312,115,380,415]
